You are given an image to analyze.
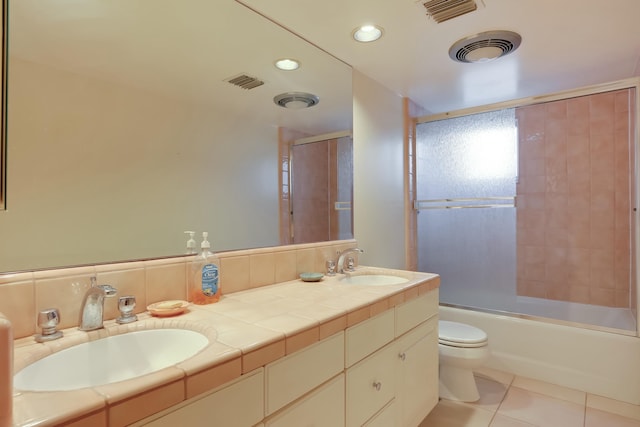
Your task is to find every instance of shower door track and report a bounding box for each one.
[440,302,637,337]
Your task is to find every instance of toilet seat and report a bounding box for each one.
[439,320,488,348]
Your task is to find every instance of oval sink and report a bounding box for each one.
[14,329,209,391]
[339,274,409,286]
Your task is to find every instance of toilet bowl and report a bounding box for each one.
[438,320,489,402]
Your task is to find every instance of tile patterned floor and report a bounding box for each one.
[419,368,640,427]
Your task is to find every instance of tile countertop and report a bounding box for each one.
[10,266,440,427]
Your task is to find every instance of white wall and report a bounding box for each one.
[0,59,279,271]
[352,71,405,268]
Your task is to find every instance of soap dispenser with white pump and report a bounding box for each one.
[189,232,221,304]
[184,231,197,254]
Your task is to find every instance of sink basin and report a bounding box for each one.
[339,274,409,286]
[14,328,209,391]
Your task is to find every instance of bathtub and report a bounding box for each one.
[439,305,640,405]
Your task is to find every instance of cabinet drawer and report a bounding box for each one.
[345,309,394,367]
[395,289,438,337]
[265,331,344,415]
[265,374,345,427]
[346,342,397,427]
[141,368,264,427]
[364,399,396,427]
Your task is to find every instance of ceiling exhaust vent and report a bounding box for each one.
[273,92,319,109]
[225,74,264,90]
[422,0,478,23]
[449,30,522,63]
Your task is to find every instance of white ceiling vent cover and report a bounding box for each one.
[449,30,522,63]
[225,74,264,90]
[273,92,320,109]
[422,0,478,23]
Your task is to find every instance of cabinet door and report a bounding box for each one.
[143,369,264,427]
[396,319,438,427]
[266,374,345,427]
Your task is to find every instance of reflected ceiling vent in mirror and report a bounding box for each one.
[225,73,264,90]
[449,30,522,63]
[274,92,320,109]
[422,0,479,23]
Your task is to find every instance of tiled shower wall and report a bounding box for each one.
[516,88,636,308]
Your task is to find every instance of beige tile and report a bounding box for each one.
[286,326,320,354]
[254,313,318,337]
[185,357,242,399]
[319,315,347,340]
[216,323,284,352]
[346,305,370,327]
[296,248,316,275]
[220,256,250,294]
[108,380,184,426]
[274,250,297,283]
[94,366,184,403]
[419,399,494,427]
[145,262,187,305]
[489,414,536,426]
[498,387,585,427]
[0,280,35,339]
[12,388,106,427]
[468,376,509,412]
[585,407,640,427]
[35,274,94,330]
[474,367,515,386]
[511,376,586,405]
[64,410,108,427]
[97,268,146,320]
[587,394,640,422]
[250,252,276,288]
[242,339,286,373]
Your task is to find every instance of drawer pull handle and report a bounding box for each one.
[399,352,406,361]
[372,381,382,391]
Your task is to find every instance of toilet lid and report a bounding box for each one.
[439,320,487,348]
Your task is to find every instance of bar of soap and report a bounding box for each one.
[155,300,184,310]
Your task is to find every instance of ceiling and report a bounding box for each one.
[240,0,640,115]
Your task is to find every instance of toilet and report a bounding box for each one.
[438,320,489,402]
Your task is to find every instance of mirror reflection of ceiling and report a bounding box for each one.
[240,0,640,114]
[10,0,352,135]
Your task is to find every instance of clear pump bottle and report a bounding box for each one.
[189,232,221,304]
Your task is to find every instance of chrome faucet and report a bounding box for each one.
[78,276,117,331]
[336,248,364,274]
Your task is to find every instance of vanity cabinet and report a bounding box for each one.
[135,289,439,427]
[345,291,439,427]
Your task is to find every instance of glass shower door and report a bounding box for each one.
[416,109,518,311]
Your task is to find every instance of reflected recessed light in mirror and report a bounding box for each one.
[275,58,300,71]
[352,24,383,43]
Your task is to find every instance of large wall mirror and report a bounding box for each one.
[0,0,353,273]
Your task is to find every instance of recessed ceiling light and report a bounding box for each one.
[274,58,300,71]
[352,24,383,43]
